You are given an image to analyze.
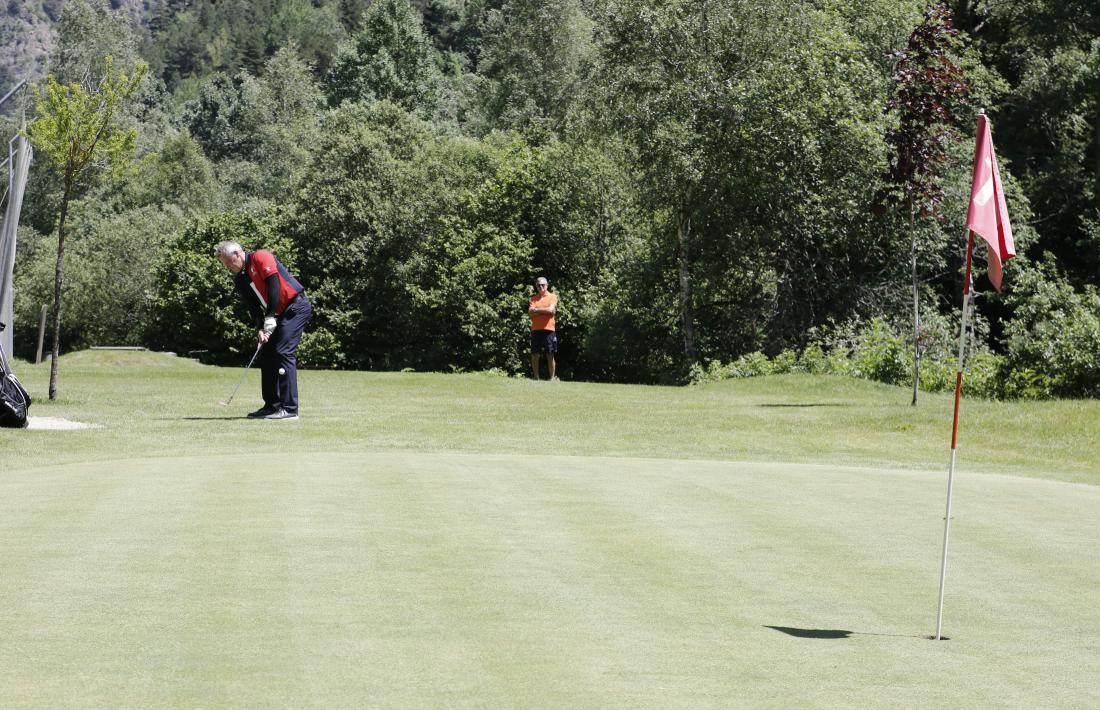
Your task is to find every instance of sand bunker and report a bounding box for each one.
[25,417,101,430]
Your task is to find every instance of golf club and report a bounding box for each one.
[219,344,262,406]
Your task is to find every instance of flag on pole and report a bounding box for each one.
[965,114,1015,290]
[935,111,1016,641]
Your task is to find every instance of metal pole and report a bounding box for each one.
[35,303,47,364]
[936,230,975,640]
[0,80,27,110]
[0,130,32,359]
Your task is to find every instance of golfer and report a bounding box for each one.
[528,276,558,380]
[216,241,312,420]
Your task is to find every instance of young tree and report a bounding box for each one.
[469,0,595,138]
[327,0,443,115]
[596,0,774,364]
[26,56,146,399]
[48,0,140,85]
[880,4,969,404]
[596,0,891,367]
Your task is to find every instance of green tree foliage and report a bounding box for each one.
[596,0,772,364]
[284,100,639,374]
[251,44,327,199]
[399,135,534,372]
[406,219,534,372]
[289,101,435,368]
[26,55,147,398]
[326,0,443,115]
[48,0,140,85]
[414,0,467,54]
[967,0,1100,286]
[13,204,187,353]
[575,227,683,383]
[121,130,218,212]
[145,0,208,85]
[182,44,323,199]
[467,0,595,138]
[146,0,347,90]
[9,0,1097,394]
[269,0,346,76]
[10,129,216,358]
[595,0,898,371]
[182,72,263,160]
[403,135,633,374]
[336,0,372,32]
[1000,256,1100,398]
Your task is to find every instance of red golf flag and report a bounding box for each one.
[965,114,1015,290]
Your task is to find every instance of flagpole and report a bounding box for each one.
[935,229,975,640]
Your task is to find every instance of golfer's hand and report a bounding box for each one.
[257,329,269,344]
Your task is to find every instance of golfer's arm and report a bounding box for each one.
[265,274,280,317]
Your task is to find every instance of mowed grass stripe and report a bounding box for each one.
[1,453,1098,707]
[0,459,213,703]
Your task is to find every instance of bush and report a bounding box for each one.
[849,318,908,386]
[297,328,345,369]
[798,343,829,374]
[688,317,1012,400]
[1001,257,1100,397]
[998,366,1054,400]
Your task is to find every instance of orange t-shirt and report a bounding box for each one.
[529,292,558,331]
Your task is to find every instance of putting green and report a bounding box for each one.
[0,452,1096,707]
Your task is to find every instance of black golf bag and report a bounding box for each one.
[0,322,31,428]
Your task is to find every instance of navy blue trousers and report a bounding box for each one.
[260,295,312,413]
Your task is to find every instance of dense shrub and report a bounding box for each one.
[690,317,1007,400]
[1000,257,1100,398]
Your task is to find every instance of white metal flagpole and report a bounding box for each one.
[935,229,975,640]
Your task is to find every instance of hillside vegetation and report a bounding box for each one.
[3,0,1099,398]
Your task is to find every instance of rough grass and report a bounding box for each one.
[1,351,1097,707]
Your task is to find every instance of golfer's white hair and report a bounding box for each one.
[215,240,244,258]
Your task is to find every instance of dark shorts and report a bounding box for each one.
[531,329,558,354]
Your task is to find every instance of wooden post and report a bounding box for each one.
[35,303,46,364]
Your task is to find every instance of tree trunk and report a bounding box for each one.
[676,200,698,364]
[1095,91,1100,214]
[48,182,71,401]
[911,205,921,406]
[952,0,974,32]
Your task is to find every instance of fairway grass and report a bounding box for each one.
[1,351,1098,707]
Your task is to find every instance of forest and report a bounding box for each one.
[2,0,1098,397]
